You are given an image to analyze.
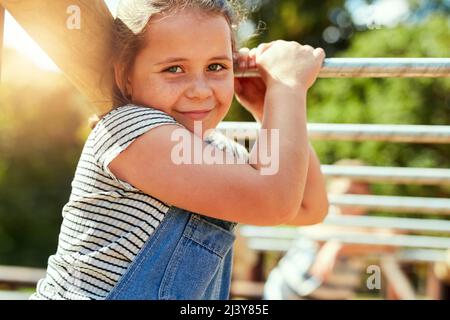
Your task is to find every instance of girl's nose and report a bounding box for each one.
[185,76,213,100]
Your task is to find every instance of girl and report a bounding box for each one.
[31,0,328,300]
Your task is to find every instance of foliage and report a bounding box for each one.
[0,48,92,266]
[0,5,449,266]
[307,14,450,199]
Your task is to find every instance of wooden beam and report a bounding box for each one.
[0,5,4,82]
[0,0,114,114]
[381,256,416,300]
[425,263,442,300]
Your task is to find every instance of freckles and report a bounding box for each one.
[220,82,235,100]
[150,81,175,96]
[167,83,186,98]
[213,77,233,91]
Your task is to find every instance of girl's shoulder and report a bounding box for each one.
[82,104,182,191]
[88,104,183,146]
[93,104,176,130]
[89,104,248,162]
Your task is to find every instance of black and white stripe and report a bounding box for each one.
[30,104,250,300]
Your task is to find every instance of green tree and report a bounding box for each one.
[0,48,91,266]
[225,0,352,121]
[307,14,450,200]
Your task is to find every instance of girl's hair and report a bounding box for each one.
[89,0,248,129]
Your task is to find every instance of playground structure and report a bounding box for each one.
[0,0,449,300]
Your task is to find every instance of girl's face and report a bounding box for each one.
[126,9,235,136]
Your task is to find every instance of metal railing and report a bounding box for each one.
[322,215,450,233]
[328,194,450,215]
[320,165,450,185]
[217,122,450,143]
[244,237,450,257]
[233,56,450,300]
[241,227,450,250]
[236,58,450,78]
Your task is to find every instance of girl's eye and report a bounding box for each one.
[164,64,226,74]
[208,63,226,72]
[165,66,183,73]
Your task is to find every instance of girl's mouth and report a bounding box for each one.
[180,109,212,120]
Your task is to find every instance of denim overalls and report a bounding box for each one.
[105,206,237,300]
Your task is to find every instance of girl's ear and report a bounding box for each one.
[125,77,133,99]
[114,63,133,99]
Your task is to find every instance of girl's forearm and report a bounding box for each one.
[248,94,329,225]
[285,143,329,226]
[248,83,310,222]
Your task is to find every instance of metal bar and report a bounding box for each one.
[245,239,447,263]
[321,165,450,185]
[308,123,450,143]
[217,122,450,144]
[240,227,450,250]
[322,215,450,233]
[0,291,32,300]
[235,58,450,78]
[302,231,450,249]
[397,249,448,263]
[0,6,5,82]
[0,265,46,286]
[329,194,450,215]
[244,238,449,261]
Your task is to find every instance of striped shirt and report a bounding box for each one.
[30,104,249,300]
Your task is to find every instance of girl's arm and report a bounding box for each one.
[235,44,328,226]
[109,84,308,226]
[250,110,329,226]
[109,41,324,226]
[285,143,329,226]
[247,83,310,222]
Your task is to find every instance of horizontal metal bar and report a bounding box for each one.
[240,226,450,250]
[235,58,450,78]
[244,237,439,258]
[308,123,450,143]
[0,265,46,285]
[217,122,450,143]
[329,194,450,215]
[323,215,450,233]
[0,291,31,300]
[245,239,447,263]
[396,249,448,263]
[321,165,450,185]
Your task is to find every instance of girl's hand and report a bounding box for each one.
[254,40,325,91]
[234,43,275,122]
